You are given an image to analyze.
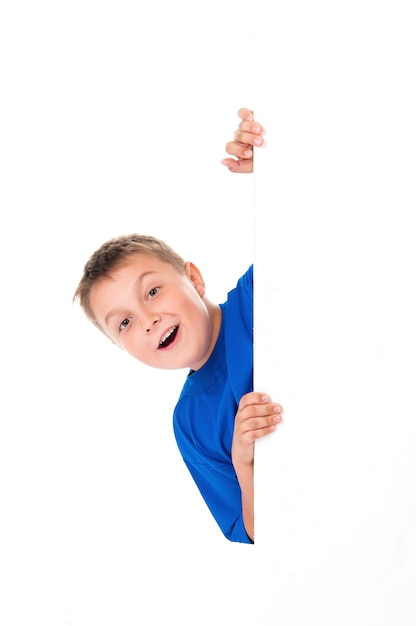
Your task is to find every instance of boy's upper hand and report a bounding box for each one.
[221,108,264,173]
[231,392,282,467]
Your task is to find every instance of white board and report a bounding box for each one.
[254,2,416,623]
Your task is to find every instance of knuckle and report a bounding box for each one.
[251,416,264,430]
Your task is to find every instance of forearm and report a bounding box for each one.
[232,392,283,543]
[233,459,255,542]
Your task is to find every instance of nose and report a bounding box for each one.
[144,314,160,334]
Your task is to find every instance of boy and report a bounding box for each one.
[74,109,282,544]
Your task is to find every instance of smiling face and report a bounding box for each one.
[89,254,222,371]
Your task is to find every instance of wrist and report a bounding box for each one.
[232,440,254,467]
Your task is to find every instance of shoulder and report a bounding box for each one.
[225,266,254,339]
[231,265,253,297]
[240,265,253,289]
[232,265,253,304]
[224,266,254,396]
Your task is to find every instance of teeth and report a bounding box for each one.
[160,326,177,345]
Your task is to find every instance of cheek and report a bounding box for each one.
[123,339,149,364]
[176,287,204,313]
[189,303,212,345]
[185,293,209,322]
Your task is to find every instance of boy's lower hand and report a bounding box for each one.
[222,108,264,173]
[231,392,282,467]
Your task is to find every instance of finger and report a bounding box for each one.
[234,129,263,147]
[235,407,282,438]
[245,411,281,431]
[238,120,264,136]
[238,419,280,443]
[241,402,282,418]
[238,392,279,411]
[221,158,253,174]
[225,140,253,159]
[238,107,254,121]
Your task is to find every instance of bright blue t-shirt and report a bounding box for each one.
[173,266,253,543]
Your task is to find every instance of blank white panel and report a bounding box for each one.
[253,2,416,624]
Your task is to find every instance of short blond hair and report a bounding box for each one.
[73,233,186,327]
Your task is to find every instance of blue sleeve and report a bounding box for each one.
[183,458,253,544]
[225,264,254,402]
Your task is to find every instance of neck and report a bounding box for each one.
[191,301,222,371]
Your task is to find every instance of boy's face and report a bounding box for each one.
[89,254,220,371]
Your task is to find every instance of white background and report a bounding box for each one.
[2,1,416,625]
[0,2,257,624]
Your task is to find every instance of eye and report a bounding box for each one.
[148,286,160,299]
[118,317,131,331]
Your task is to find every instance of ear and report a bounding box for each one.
[184,262,206,298]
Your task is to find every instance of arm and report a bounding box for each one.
[232,392,282,542]
[221,107,264,173]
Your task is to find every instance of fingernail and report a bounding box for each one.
[244,149,253,157]
[253,137,262,146]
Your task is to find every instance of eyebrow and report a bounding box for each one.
[103,270,158,327]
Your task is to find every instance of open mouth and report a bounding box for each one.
[158,325,179,349]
